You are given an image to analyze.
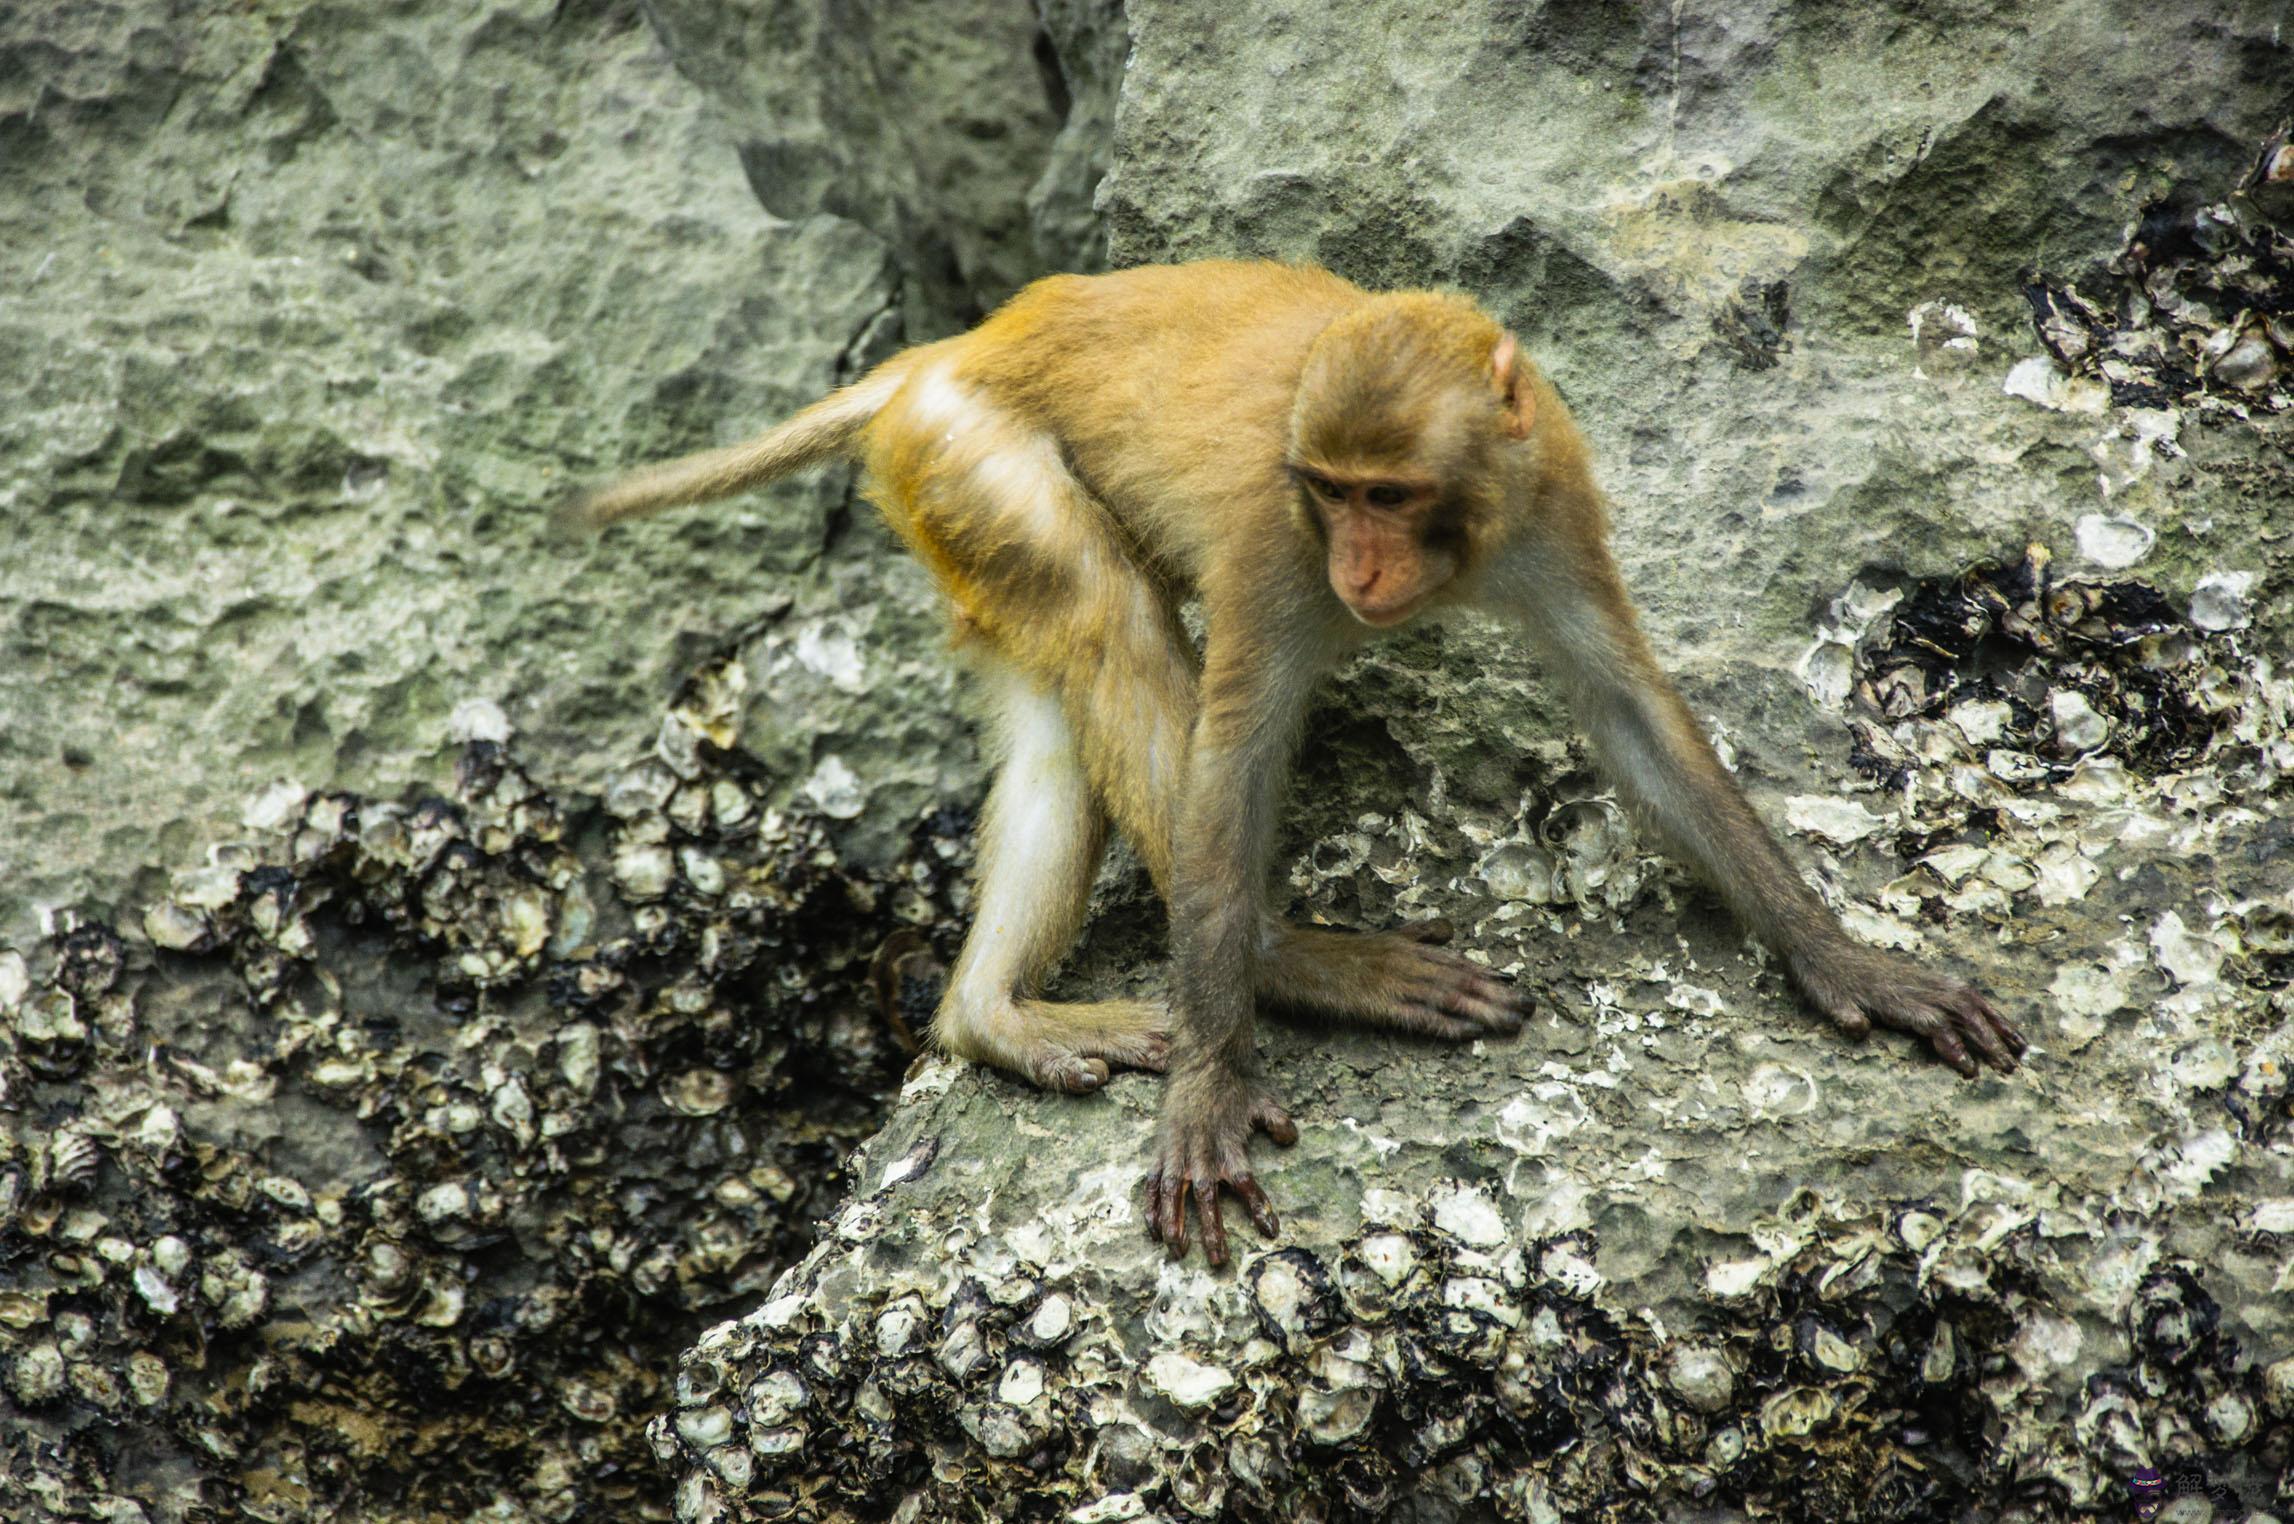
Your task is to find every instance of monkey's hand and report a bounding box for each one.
[1790,941,2027,1078]
[1144,1067,1299,1267]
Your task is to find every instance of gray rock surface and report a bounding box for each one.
[3,0,2292,1520]
[0,0,1104,942]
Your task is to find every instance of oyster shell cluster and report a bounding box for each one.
[1845,545,2260,787]
[0,673,970,1523]
[1780,544,2294,1027]
[654,1157,2294,1522]
[2024,136,2294,414]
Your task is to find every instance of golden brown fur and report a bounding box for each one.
[564,259,2025,1266]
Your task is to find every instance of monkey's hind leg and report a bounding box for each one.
[1260,920,1535,1042]
[933,661,1171,1094]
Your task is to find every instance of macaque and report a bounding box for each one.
[562,260,2025,1265]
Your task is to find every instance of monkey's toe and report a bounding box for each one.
[1032,1054,1112,1093]
[1443,983,1531,1035]
[1795,948,2023,1082]
[1956,992,2025,1074]
[1061,998,1171,1075]
[941,996,1171,1091]
[1390,959,1530,1042]
[1127,1030,1173,1072]
[1920,992,2023,1079]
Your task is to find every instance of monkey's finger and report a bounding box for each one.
[1997,1006,2030,1056]
[1233,1177,1280,1238]
[1251,1098,1299,1147]
[1396,963,1498,1002]
[1127,1033,1173,1073]
[1160,1177,1193,1259]
[1973,993,2029,1060]
[1034,1054,1110,1094]
[1397,1007,1486,1043]
[1428,1002,1521,1039]
[1956,997,2018,1074]
[1143,1171,1169,1243]
[1434,980,1539,1030]
[1194,1181,1229,1267]
[1439,984,1527,1035]
[1431,964,1515,1000]
[1925,1020,1978,1079]
[1148,1172,1181,1250]
[1824,1001,1872,1039]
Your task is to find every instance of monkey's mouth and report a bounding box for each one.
[1346,597,1423,629]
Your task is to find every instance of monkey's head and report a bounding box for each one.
[1288,294,1536,628]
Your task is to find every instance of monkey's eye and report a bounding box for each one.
[1302,474,1344,502]
[1366,484,1410,508]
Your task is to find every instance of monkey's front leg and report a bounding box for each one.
[1145,808,1301,1266]
[1500,539,2026,1077]
[1143,613,1317,1267]
[1579,668,2025,1076]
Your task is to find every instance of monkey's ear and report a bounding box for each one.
[1492,333,1535,440]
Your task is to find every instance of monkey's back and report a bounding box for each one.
[955,262,1371,574]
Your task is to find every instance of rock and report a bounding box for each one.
[1664,1345,1736,1414]
[6,0,2292,1518]
[0,718,977,1520]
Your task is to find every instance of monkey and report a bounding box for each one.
[560,259,2027,1266]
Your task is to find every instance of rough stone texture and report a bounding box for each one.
[0,0,1105,944]
[5,0,2294,1521]
[641,0,1119,326]
[0,1,1095,1520]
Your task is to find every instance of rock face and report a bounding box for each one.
[3,0,2292,1521]
[0,2,1086,1520]
[651,4,2294,1520]
[0,0,1104,940]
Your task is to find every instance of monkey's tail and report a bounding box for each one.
[551,364,908,536]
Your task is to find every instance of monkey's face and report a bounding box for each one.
[1293,470,1461,627]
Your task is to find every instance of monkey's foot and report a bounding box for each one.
[1260,919,1533,1042]
[936,997,1170,1095]
[1144,1072,1298,1267]
[1791,943,2027,1079]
